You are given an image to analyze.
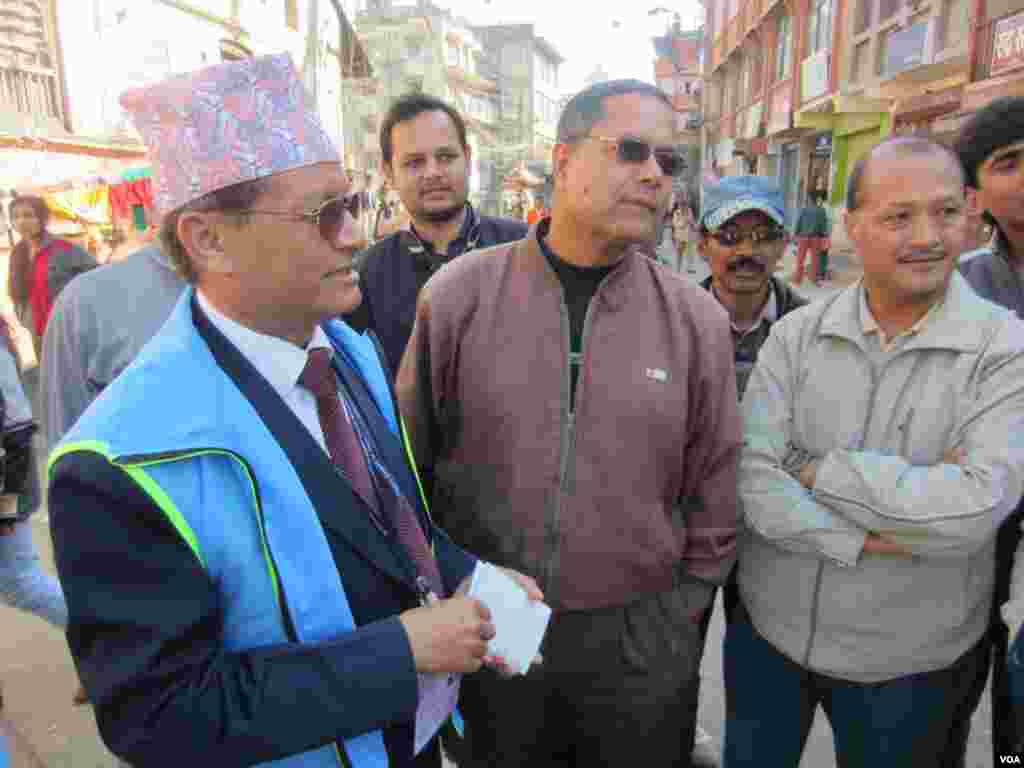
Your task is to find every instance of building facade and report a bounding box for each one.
[652,20,704,196]
[474,22,565,189]
[345,0,502,211]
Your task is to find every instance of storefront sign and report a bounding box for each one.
[991,12,1024,77]
[801,49,830,103]
[883,21,928,77]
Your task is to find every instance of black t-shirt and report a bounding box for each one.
[538,228,615,410]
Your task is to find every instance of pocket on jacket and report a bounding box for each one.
[620,584,707,679]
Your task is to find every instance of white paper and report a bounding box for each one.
[467,562,551,676]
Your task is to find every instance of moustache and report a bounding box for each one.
[727,258,767,273]
[899,249,946,263]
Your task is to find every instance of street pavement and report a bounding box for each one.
[0,243,993,767]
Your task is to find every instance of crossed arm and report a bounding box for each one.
[741,329,1024,565]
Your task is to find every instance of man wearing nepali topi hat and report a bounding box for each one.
[46,53,540,768]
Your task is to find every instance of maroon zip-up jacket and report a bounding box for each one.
[397,223,742,611]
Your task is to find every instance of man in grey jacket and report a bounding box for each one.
[727,137,1024,767]
[40,244,184,448]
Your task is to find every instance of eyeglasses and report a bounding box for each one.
[708,226,786,247]
[244,194,360,243]
[584,136,686,177]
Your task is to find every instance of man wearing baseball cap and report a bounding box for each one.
[698,175,808,399]
[46,53,538,768]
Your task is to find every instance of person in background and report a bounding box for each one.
[398,78,741,768]
[674,200,695,273]
[0,311,80,705]
[791,192,831,286]
[527,197,545,226]
[40,241,184,455]
[688,174,807,766]
[7,196,97,347]
[345,93,526,374]
[953,94,1024,764]
[728,137,1024,767]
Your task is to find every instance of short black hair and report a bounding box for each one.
[160,176,271,283]
[380,93,468,167]
[556,79,673,144]
[846,137,964,211]
[955,96,1024,188]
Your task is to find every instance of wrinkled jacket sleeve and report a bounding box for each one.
[47,243,97,304]
[740,323,869,567]
[395,279,446,494]
[681,308,744,585]
[813,324,1024,558]
[50,451,419,767]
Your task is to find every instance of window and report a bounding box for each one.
[775,14,792,80]
[807,0,833,55]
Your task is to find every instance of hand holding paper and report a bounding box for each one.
[467,562,551,676]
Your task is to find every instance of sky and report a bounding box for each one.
[433,0,704,97]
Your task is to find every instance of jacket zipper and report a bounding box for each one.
[801,361,880,668]
[544,290,597,605]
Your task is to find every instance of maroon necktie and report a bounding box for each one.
[299,348,378,514]
[299,348,444,599]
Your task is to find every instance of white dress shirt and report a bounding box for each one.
[196,291,332,455]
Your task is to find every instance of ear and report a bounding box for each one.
[177,211,236,278]
[464,141,473,169]
[843,209,859,244]
[552,143,572,183]
[965,186,981,216]
[383,163,395,189]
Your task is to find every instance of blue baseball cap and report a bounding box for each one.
[700,175,786,231]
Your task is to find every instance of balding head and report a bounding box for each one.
[846,137,965,211]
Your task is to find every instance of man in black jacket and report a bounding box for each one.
[345,94,527,373]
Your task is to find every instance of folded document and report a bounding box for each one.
[468,562,552,676]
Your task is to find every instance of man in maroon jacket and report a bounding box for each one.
[398,79,742,768]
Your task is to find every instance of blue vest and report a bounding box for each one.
[53,289,402,768]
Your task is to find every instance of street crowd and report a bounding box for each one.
[0,50,1019,768]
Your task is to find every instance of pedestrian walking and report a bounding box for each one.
[7,196,96,347]
[790,192,831,286]
[47,53,539,768]
[953,95,1024,762]
[345,94,526,373]
[727,137,1024,767]
[0,311,80,704]
[674,201,696,273]
[398,79,742,768]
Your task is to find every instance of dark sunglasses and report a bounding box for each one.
[586,135,686,177]
[244,194,360,242]
[708,226,786,247]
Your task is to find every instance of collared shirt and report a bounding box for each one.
[196,290,332,454]
[860,287,944,353]
[713,285,779,337]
